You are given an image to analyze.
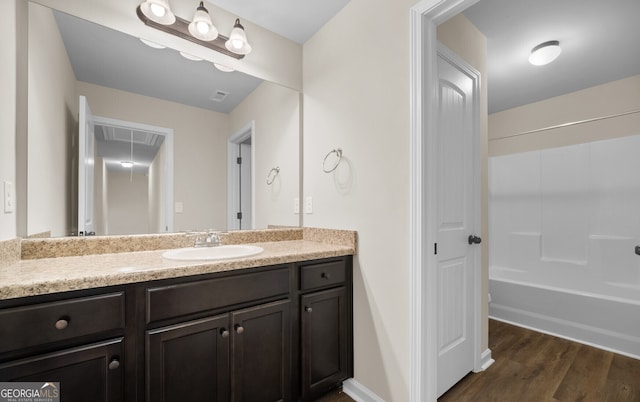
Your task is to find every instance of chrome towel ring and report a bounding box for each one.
[266,166,280,185]
[322,148,343,173]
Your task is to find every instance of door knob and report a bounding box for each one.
[468,235,481,245]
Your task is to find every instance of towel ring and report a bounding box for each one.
[266,166,280,185]
[322,148,343,173]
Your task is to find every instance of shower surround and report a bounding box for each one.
[489,134,640,358]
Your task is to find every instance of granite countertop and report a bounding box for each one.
[0,228,357,301]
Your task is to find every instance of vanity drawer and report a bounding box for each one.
[146,267,290,324]
[300,260,346,291]
[0,292,125,354]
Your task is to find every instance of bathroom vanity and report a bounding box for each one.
[0,229,355,402]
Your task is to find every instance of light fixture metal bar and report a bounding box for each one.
[136,6,244,60]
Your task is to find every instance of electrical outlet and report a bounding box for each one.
[305,196,313,214]
[4,181,14,214]
[294,197,300,214]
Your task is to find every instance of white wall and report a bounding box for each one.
[230,81,300,228]
[76,81,229,232]
[0,0,17,240]
[28,3,78,237]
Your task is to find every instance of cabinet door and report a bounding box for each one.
[146,315,230,402]
[301,287,349,400]
[0,338,124,402]
[231,299,291,402]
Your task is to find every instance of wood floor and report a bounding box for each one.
[316,320,640,401]
[439,319,640,402]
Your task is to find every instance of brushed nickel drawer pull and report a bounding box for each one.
[235,324,244,335]
[55,318,69,330]
[221,328,230,338]
[108,358,120,370]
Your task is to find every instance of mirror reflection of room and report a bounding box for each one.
[27,2,301,238]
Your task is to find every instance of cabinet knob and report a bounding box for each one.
[220,329,229,338]
[321,272,330,279]
[235,324,244,335]
[305,306,313,313]
[108,358,120,370]
[55,318,69,330]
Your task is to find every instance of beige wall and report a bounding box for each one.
[303,0,413,399]
[437,13,490,356]
[30,0,302,91]
[106,171,149,235]
[148,140,166,233]
[303,2,487,400]
[489,74,640,156]
[230,81,300,228]
[28,3,78,237]
[77,81,229,232]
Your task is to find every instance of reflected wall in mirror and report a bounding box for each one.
[26,1,301,238]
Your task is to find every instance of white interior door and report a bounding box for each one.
[436,47,480,396]
[78,95,95,236]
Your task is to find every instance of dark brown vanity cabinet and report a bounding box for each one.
[0,290,129,402]
[298,258,353,401]
[0,255,352,402]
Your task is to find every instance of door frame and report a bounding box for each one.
[92,115,174,234]
[227,121,255,230]
[409,0,485,400]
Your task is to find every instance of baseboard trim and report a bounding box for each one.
[479,348,494,371]
[343,378,385,402]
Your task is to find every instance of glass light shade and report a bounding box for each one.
[179,52,203,61]
[139,38,166,49]
[139,0,175,25]
[225,19,252,55]
[213,63,234,72]
[188,2,219,41]
[529,41,562,66]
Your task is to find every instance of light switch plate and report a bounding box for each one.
[305,196,313,214]
[4,181,14,214]
[294,197,300,214]
[175,201,184,213]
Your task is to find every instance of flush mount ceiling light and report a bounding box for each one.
[225,19,252,55]
[136,1,251,60]
[529,40,562,66]
[188,2,218,41]
[139,0,175,25]
[121,161,134,168]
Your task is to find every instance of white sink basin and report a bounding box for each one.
[162,245,264,261]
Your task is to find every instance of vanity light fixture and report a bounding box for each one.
[140,38,166,49]
[529,40,562,66]
[213,62,235,72]
[139,0,175,25]
[188,2,218,41]
[136,1,251,60]
[225,19,252,55]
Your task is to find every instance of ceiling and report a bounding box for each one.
[462,0,640,113]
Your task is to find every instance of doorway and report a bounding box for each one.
[409,0,488,400]
[227,122,255,230]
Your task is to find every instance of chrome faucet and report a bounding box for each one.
[193,230,222,247]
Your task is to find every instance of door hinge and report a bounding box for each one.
[237,157,242,164]
[434,243,437,255]
[237,212,243,220]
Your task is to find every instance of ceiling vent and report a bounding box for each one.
[210,89,230,102]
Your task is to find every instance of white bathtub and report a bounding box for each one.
[489,263,640,359]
